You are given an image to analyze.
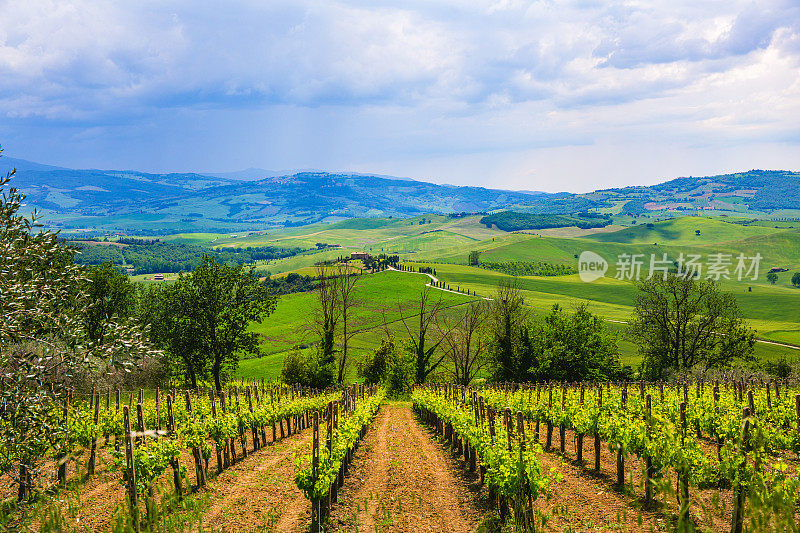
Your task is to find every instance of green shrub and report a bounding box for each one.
[357,336,414,397]
[358,337,394,385]
[386,352,415,398]
[280,347,335,388]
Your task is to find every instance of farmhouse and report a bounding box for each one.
[768,267,789,273]
[350,252,372,261]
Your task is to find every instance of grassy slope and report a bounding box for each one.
[239,269,475,380]
[203,214,800,379]
[228,215,507,274]
[587,216,779,245]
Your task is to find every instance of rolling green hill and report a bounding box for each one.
[239,269,474,380]
[3,154,799,235]
[8,149,795,377]
[4,155,555,231]
[212,213,800,381]
[587,216,779,245]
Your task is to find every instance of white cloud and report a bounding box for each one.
[0,0,798,190]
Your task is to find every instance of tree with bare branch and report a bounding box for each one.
[400,288,452,384]
[485,278,532,382]
[438,300,489,386]
[310,263,340,384]
[335,263,360,384]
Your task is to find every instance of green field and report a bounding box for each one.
[587,216,781,245]
[239,269,475,380]
[137,213,800,380]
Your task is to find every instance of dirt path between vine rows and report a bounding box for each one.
[328,402,488,533]
[199,427,314,532]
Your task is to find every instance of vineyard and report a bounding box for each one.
[1,382,370,531]
[2,379,799,532]
[413,380,800,532]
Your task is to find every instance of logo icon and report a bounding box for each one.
[578,251,607,282]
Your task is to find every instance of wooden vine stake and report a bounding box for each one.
[123,405,140,533]
[499,407,512,523]
[766,382,771,408]
[311,411,320,533]
[487,407,497,505]
[595,386,602,472]
[256,386,267,445]
[504,407,513,452]
[644,394,653,506]
[616,385,626,487]
[516,410,533,529]
[58,397,68,486]
[714,383,722,459]
[677,401,690,527]
[545,386,553,451]
[88,390,100,476]
[105,389,111,445]
[559,384,566,453]
[209,391,223,474]
[221,391,234,465]
[695,381,701,439]
[271,387,277,443]
[478,396,486,484]
[155,388,161,432]
[730,407,750,533]
[534,386,540,441]
[166,395,183,500]
[235,387,248,458]
[185,391,207,487]
[247,387,259,450]
[469,392,478,472]
[326,402,336,503]
[137,403,145,446]
[576,384,585,464]
[114,389,121,452]
[137,400,157,521]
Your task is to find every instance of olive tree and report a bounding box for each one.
[0,150,154,500]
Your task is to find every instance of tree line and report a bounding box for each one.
[480,211,612,231]
[282,268,764,393]
[282,275,630,394]
[71,240,306,275]
[479,260,577,277]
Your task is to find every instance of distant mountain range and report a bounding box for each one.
[1,155,798,234]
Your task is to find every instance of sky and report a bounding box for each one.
[0,0,799,192]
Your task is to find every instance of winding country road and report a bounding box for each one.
[388,264,800,351]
